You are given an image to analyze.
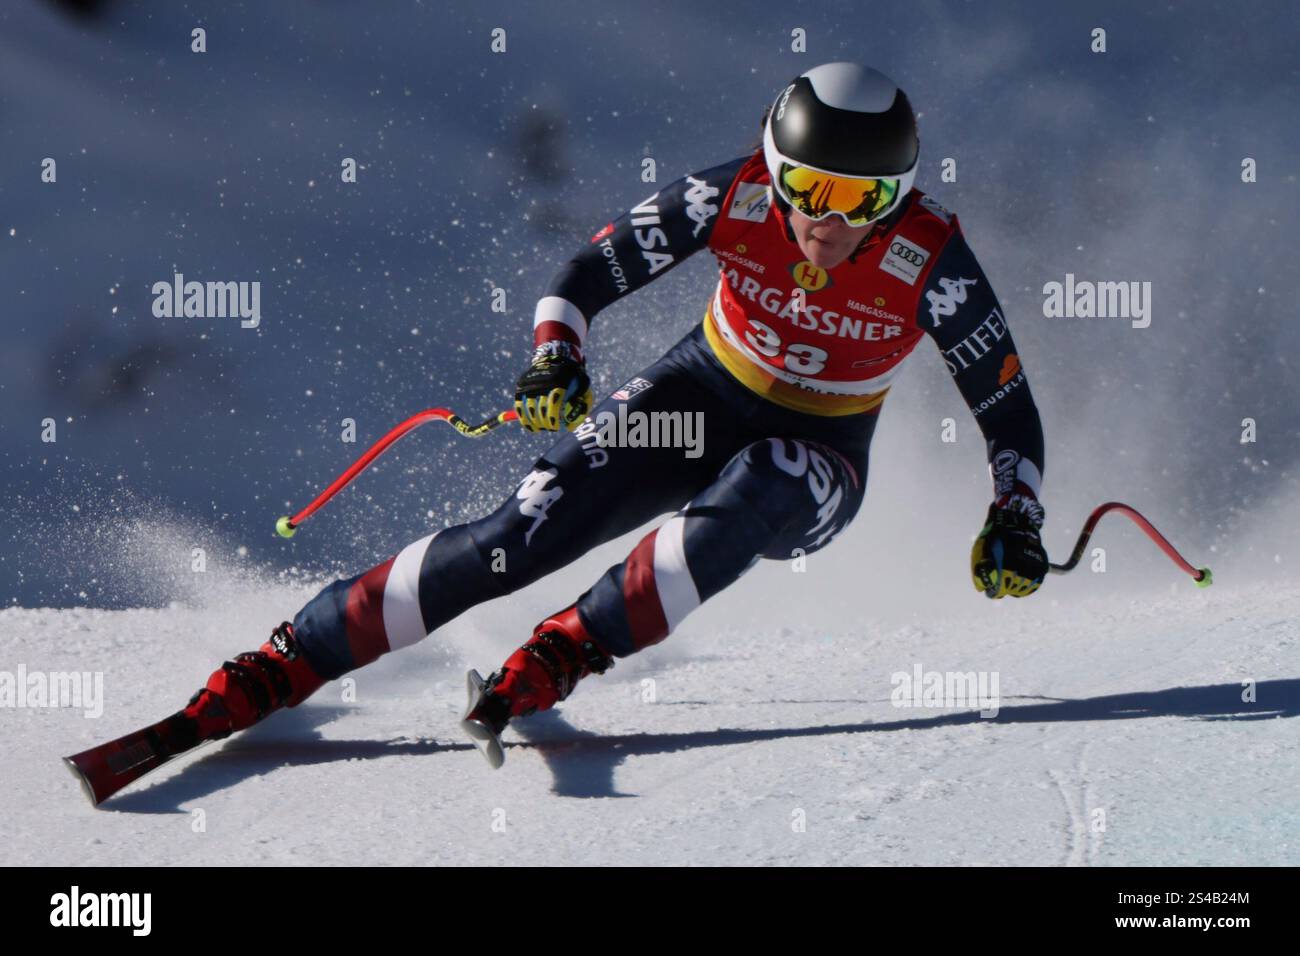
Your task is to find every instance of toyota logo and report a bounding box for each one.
[890,242,926,265]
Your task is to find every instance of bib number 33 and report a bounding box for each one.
[744,319,828,375]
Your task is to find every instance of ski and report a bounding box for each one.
[460,669,507,769]
[63,710,213,807]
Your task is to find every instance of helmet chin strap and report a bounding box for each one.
[847,194,910,263]
[847,221,884,264]
[773,191,797,243]
[847,225,878,265]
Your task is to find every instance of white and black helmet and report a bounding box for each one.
[763,62,919,225]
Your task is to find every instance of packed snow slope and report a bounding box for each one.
[2,499,1296,866]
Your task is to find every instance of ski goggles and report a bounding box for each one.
[774,162,901,226]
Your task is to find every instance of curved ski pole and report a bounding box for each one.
[275,408,518,538]
[1048,501,1211,587]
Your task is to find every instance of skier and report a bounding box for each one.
[174,63,1049,768]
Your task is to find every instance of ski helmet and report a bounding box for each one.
[763,62,919,226]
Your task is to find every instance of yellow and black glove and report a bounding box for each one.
[513,344,593,433]
[971,494,1048,599]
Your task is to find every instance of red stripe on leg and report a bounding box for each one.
[533,321,582,350]
[621,530,669,651]
[344,558,395,668]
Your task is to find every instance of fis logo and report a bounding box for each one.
[926,276,978,327]
[728,181,771,223]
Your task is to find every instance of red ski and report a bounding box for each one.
[64,711,211,807]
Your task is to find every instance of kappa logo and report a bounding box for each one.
[728,181,771,223]
[611,376,653,401]
[684,176,720,238]
[926,276,978,327]
[516,468,563,546]
[878,236,930,285]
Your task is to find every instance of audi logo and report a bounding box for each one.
[890,242,926,265]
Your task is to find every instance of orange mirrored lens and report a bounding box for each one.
[779,164,899,224]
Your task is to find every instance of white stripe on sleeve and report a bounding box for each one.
[532,296,588,343]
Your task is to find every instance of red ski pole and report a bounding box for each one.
[274,407,518,538]
[1048,501,1212,587]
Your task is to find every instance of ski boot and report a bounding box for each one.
[460,607,613,768]
[64,622,326,806]
[182,621,325,740]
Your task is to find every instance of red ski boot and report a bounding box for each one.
[183,621,325,740]
[64,622,326,806]
[461,607,613,768]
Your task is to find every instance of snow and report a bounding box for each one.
[3,540,1295,865]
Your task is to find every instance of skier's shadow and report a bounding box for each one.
[512,677,1300,799]
[100,705,476,813]
[97,678,1298,809]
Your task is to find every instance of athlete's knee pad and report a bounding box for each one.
[717,438,864,560]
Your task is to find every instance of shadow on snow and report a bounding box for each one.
[98,678,1298,810]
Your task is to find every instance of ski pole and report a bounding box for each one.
[275,407,518,538]
[1048,501,1212,587]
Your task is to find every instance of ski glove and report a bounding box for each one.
[514,343,593,432]
[971,493,1048,599]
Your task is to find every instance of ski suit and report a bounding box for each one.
[291,152,1045,678]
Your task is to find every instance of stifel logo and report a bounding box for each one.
[998,353,1021,385]
[790,260,831,292]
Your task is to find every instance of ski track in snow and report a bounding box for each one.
[1,567,1297,866]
